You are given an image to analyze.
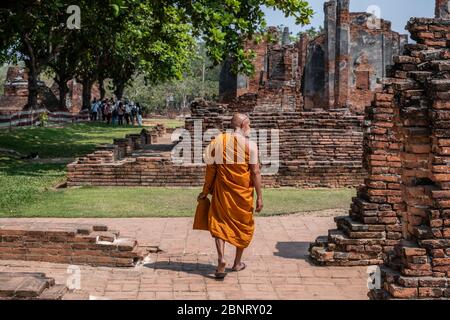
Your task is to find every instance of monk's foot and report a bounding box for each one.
[216,261,226,273]
[231,262,246,272]
[214,261,227,279]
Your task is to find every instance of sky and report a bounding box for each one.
[263,0,435,36]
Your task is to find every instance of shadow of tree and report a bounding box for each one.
[0,122,143,159]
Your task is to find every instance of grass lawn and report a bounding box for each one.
[0,122,356,217]
[143,118,184,128]
[0,122,152,214]
[3,187,355,218]
[0,122,154,158]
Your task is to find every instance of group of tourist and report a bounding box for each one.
[90,98,144,126]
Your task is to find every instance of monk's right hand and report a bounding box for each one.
[197,192,207,201]
[255,197,263,213]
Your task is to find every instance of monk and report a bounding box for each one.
[198,113,263,279]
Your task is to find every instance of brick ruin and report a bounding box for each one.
[67,0,406,189]
[0,221,143,267]
[0,67,38,114]
[185,100,365,187]
[67,101,366,188]
[67,125,208,187]
[185,0,407,187]
[310,3,450,299]
[0,66,99,116]
[206,0,407,187]
[220,0,407,114]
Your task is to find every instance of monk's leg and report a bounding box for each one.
[232,247,246,271]
[215,238,226,273]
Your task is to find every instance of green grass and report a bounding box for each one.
[0,158,66,214]
[0,122,152,214]
[0,122,356,217]
[0,122,152,158]
[144,118,184,129]
[1,186,355,218]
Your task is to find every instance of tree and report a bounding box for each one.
[297,26,324,39]
[1,1,313,110]
[0,1,69,109]
[97,0,314,95]
[71,1,118,109]
[45,34,78,109]
[125,41,220,113]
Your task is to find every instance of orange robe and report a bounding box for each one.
[202,132,256,249]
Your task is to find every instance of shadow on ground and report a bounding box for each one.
[143,261,219,279]
[274,241,316,265]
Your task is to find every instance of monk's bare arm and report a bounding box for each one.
[250,163,263,213]
[199,139,217,200]
[249,142,263,213]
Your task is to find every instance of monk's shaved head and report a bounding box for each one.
[231,113,249,129]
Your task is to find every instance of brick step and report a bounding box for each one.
[309,245,382,266]
[0,272,55,299]
[91,230,119,242]
[328,229,388,245]
[335,216,387,233]
[309,230,386,266]
[37,284,67,300]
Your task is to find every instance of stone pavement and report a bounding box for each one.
[0,213,370,300]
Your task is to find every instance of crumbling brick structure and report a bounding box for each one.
[185,100,365,187]
[0,67,36,114]
[207,0,407,188]
[370,13,450,300]
[219,26,303,112]
[68,100,365,188]
[0,222,143,267]
[67,124,208,187]
[309,90,402,266]
[0,66,99,116]
[66,1,421,190]
[311,3,450,300]
[219,0,407,114]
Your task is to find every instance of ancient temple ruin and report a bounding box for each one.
[311,1,450,299]
[0,66,99,126]
[68,0,407,188]
[220,0,407,114]
[0,66,98,114]
[0,67,38,114]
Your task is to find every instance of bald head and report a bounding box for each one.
[231,113,249,130]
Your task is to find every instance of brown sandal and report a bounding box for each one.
[215,262,227,279]
[214,271,227,279]
[231,262,246,272]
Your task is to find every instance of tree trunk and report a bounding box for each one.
[23,36,39,110]
[54,72,70,110]
[24,58,39,110]
[114,80,125,100]
[81,78,92,109]
[58,81,69,110]
[99,78,106,100]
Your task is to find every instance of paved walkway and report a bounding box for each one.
[0,214,370,300]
